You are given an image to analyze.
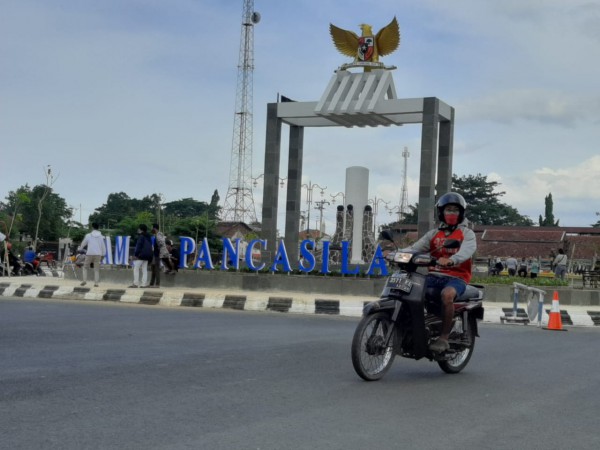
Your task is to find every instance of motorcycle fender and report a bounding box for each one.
[469,311,482,337]
[362,297,397,316]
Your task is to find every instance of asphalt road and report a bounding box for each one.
[1,297,599,450]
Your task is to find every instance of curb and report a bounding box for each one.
[1,281,598,328]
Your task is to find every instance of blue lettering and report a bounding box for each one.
[221,238,240,270]
[341,241,360,275]
[246,239,266,271]
[102,236,113,265]
[195,237,214,269]
[366,245,388,276]
[270,240,292,272]
[298,240,315,272]
[320,240,331,274]
[179,237,195,268]
[113,235,130,265]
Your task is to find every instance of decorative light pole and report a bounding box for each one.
[252,173,287,189]
[369,196,390,234]
[386,204,402,223]
[301,181,327,233]
[329,191,345,205]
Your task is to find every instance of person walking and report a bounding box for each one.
[553,248,568,280]
[78,222,106,287]
[130,224,153,288]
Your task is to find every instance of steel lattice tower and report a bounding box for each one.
[222,0,260,223]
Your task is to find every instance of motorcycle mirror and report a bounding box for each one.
[443,239,461,249]
[380,229,394,242]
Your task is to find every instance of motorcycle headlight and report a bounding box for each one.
[392,252,413,263]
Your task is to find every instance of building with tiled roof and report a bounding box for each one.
[388,224,600,268]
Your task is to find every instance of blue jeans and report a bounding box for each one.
[554,265,567,280]
[426,275,467,300]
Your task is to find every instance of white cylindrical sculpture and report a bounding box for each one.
[345,166,369,263]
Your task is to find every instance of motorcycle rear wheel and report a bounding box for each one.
[351,312,396,381]
[438,315,475,374]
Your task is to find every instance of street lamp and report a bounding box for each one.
[386,204,403,223]
[329,191,345,205]
[252,174,287,188]
[301,181,327,233]
[369,197,390,235]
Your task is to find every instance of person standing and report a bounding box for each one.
[529,257,540,279]
[149,223,171,287]
[553,248,568,280]
[517,257,528,277]
[78,222,106,287]
[130,224,153,288]
[505,256,518,276]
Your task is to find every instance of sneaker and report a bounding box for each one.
[80,281,87,286]
[128,285,138,288]
[429,338,450,353]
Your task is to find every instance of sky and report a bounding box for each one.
[2,0,600,234]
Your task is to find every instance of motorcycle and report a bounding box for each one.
[351,231,485,381]
[23,257,44,276]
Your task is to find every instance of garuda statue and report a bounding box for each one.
[329,17,400,71]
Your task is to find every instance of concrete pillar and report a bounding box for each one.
[345,166,369,263]
[285,125,304,264]
[418,97,439,237]
[261,103,282,262]
[437,107,455,196]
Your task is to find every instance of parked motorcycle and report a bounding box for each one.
[351,231,485,381]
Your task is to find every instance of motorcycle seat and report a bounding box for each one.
[457,284,484,302]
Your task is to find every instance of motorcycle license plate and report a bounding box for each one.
[386,274,413,293]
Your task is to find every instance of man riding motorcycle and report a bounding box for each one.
[405,192,476,353]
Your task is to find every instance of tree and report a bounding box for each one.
[3,184,71,244]
[89,192,155,228]
[0,187,31,239]
[592,212,600,228]
[163,198,210,218]
[452,174,533,226]
[539,193,559,227]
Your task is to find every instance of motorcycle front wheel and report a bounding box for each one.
[351,312,396,381]
[438,315,475,374]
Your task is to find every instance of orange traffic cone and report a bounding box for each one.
[543,291,567,331]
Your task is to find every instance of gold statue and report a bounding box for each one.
[329,17,400,71]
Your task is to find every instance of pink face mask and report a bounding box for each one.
[444,213,459,226]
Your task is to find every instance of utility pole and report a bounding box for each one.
[314,199,331,238]
[399,146,410,222]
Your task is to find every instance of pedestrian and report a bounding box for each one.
[529,257,540,279]
[149,223,172,288]
[130,224,153,288]
[505,256,518,276]
[553,248,568,280]
[165,239,179,272]
[494,257,504,276]
[78,222,106,287]
[518,257,528,277]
